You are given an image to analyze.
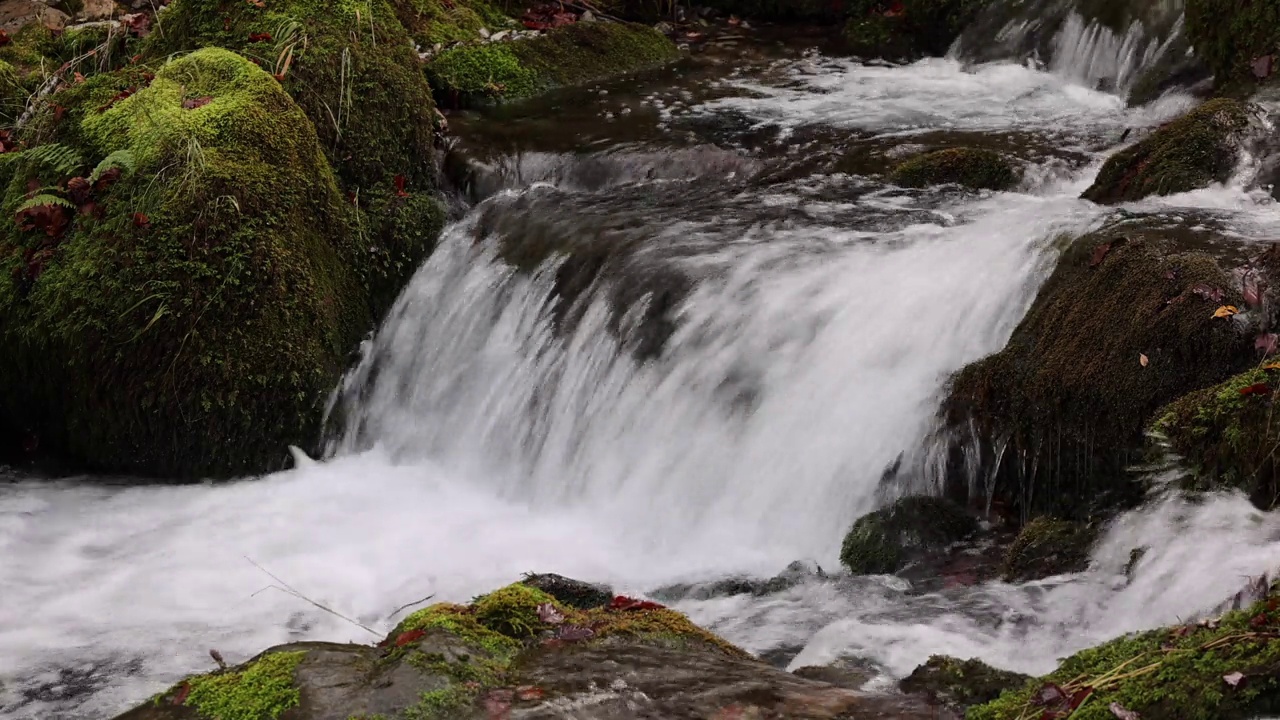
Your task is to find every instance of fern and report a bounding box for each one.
[89,149,136,183]
[24,143,84,177]
[16,193,74,213]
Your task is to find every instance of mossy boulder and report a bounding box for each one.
[425,21,680,107]
[889,147,1018,191]
[842,0,988,61]
[899,655,1030,715]
[0,48,392,478]
[113,577,944,719]
[1186,0,1280,93]
[1155,368,1280,509]
[392,0,516,47]
[969,590,1280,720]
[839,496,978,575]
[1082,99,1251,205]
[943,228,1259,519]
[1001,517,1096,582]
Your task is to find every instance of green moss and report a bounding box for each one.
[945,230,1252,519]
[1001,517,1096,582]
[899,656,1029,714]
[889,148,1018,191]
[472,583,557,639]
[183,650,304,720]
[393,0,515,47]
[1155,368,1280,509]
[969,594,1280,719]
[1083,99,1250,204]
[426,21,679,106]
[839,496,977,575]
[0,48,375,478]
[402,684,476,720]
[1186,0,1280,93]
[398,603,523,658]
[842,0,988,60]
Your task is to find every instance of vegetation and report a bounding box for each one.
[889,147,1018,191]
[899,655,1029,714]
[183,651,304,720]
[839,496,977,574]
[843,0,988,60]
[1186,0,1280,92]
[1001,517,1096,582]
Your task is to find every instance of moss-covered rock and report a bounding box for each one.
[898,655,1030,715]
[943,228,1258,519]
[1001,517,1096,582]
[1154,368,1280,509]
[425,21,680,107]
[839,496,978,575]
[889,147,1018,191]
[1186,0,1280,93]
[1082,99,1251,204]
[182,650,304,720]
[969,591,1280,720]
[393,0,515,47]
[842,0,988,61]
[0,48,388,478]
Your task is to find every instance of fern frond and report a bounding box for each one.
[24,143,84,177]
[16,193,74,213]
[89,149,136,183]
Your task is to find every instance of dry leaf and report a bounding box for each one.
[1110,702,1141,719]
[1213,305,1240,319]
[1139,353,1149,367]
[1224,671,1246,688]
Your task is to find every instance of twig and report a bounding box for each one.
[245,556,380,637]
[388,593,437,620]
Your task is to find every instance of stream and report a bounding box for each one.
[5,10,1280,720]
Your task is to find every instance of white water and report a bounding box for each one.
[4,32,1280,720]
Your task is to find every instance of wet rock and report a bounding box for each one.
[1186,0,1280,92]
[650,561,826,602]
[899,655,1030,715]
[793,656,884,691]
[943,225,1266,519]
[889,147,1019,191]
[521,572,613,609]
[112,579,945,720]
[841,0,987,62]
[840,496,979,575]
[1001,517,1096,582]
[1082,99,1252,204]
[969,588,1280,720]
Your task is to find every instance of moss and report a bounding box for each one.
[1185,0,1280,93]
[0,48,376,478]
[889,147,1018,191]
[842,0,988,60]
[1001,517,1096,582]
[398,603,523,659]
[472,584,558,639]
[839,496,978,575]
[576,605,751,658]
[183,650,304,720]
[969,594,1280,720]
[402,684,476,720]
[898,655,1030,714]
[393,0,516,47]
[425,21,680,106]
[147,0,439,191]
[1082,99,1250,204]
[944,230,1253,519]
[1155,368,1280,510]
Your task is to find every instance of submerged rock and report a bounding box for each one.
[889,147,1019,191]
[1082,99,1252,205]
[111,579,944,719]
[944,225,1263,519]
[969,588,1280,719]
[1001,517,1096,582]
[899,655,1030,715]
[840,496,978,575]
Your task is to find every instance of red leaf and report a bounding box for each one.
[482,689,512,720]
[182,96,213,110]
[1190,283,1225,303]
[394,174,410,198]
[16,203,70,238]
[133,212,150,228]
[172,682,191,705]
[608,595,665,611]
[122,13,151,38]
[536,602,565,625]
[53,105,66,122]
[393,628,425,646]
[1240,383,1272,398]
[66,176,91,204]
[1090,242,1112,267]
[249,32,273,42]
[94,166,121,191]
[883,0,905,17]
[0,30,11,46]
[129,53,142,64]
[97,86,137,112]
[73,72,85,84]
[515,686,544,702]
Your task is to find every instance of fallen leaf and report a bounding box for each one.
[394,628,425,646]
[172,682,191,705]
[535,602,565,625]
[394,173,410,198]
[1090,242,1112,267]
[52,104,66,122]
[182,96,213,110]
[247,0,266,6]
[1110,702,1140,719]
[122,13,151,37]
[1139,353,1149,367]
[133,212,150,228]
[1258,334,1279,355]
[1239,383,1271,398]
[249,32,273,42]
[94,166,121,191]
[514,686,544,702]
[1213,305,1240,319]
[73,72,85,84]
[1224,671,1246,688]
[1191,284,1225,303]
[0,30,11,47]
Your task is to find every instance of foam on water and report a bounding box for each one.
[2,47,1279,720]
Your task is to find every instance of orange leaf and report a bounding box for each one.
[1213,305,1239,319]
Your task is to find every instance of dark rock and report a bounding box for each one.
[1001,517,1096,582]
[889,147,1019,191]
[1082,99,1252,204]
[793,656,885,691]
[900,655,1030,715]
[839,496,978,575]
[521,572,613,609]
[841,0,988,62]
[650,561,826,602]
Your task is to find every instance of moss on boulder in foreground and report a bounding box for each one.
[889,147,1019,191]
[1082,99,1251,205]
[0,49,380,478]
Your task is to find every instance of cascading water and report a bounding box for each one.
[3,11,1280,720]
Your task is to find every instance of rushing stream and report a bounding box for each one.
[4,12,1280,720]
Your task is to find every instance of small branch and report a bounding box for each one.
[388,593,436,620]
[245,556,380,638]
